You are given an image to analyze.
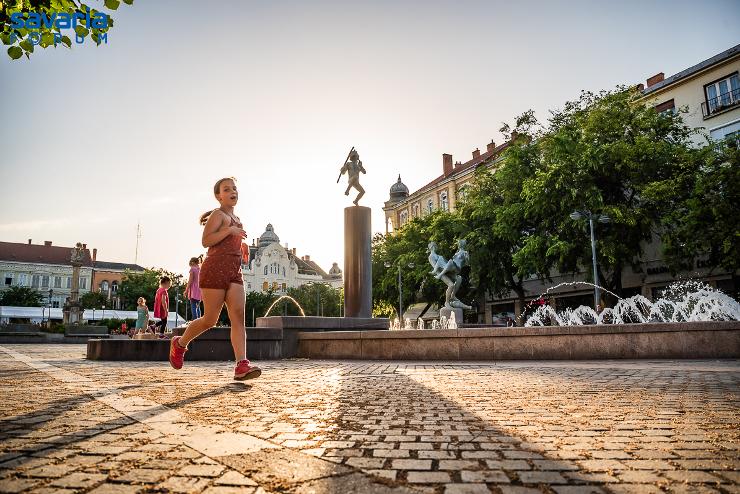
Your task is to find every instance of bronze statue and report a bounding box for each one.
[337,147,366,205]
[428,240,472,310]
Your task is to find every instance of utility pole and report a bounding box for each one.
[134,222,142,264]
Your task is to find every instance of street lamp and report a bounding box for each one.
[102,305,105,321]
[384,261,415,320]
[48,289,53,327]
[570,210,610,310]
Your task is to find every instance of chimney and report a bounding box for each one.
[304,255,310,262]
[472,148,481,159]
[486,140,496,153]
[82,243,87,249]
[92,248,97,262]
[44,241,52,247]
[442,153,453,176]
[27,239,32,245]
[292,248,296,255]
[646,72,664,87]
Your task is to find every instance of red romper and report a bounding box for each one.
[199,214,244,289]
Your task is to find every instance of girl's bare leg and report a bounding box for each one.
[179,288,226,347]
[224,282,247,361]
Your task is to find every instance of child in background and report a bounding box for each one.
[135,297,149,335]
[185,256,203,320]
[154,276,171,338]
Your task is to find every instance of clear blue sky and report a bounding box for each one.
[1,0,738,276]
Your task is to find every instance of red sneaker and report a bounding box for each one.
[169,336,187,370]
[234,359,261,380]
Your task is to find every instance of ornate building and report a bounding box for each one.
[242,224,342,293]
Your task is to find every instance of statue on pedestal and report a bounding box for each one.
[337,147,366,205]
[63,242,85,325]
[428,239,472,311]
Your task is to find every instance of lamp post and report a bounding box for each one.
[102,305,105,321]
[570,210,610,310]
[384,261,415,320]
[48,289,53,327]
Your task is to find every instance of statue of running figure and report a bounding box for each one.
[337,147,366,205]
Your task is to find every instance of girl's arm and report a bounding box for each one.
[202,211,243,247]
[185,272,193,298]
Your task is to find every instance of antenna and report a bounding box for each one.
[135,222,142,264]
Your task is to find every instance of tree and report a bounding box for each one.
[2,0,133,60]
[118,268,184,312]
[245,290,278,326]
[372,210,462,318]
[0,286,43,307]
[285,283,342,317]
[457,112,542,323]
[518,88,701,298]
[659,137,740,287]
[80,291,107,309]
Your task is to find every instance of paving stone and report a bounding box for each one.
[460,470,510,483]
[391,459,432,470]
[0,478,40,493]
[114,468,168,483]
[443,484,490,494]
[517,471,568,484]
[213,470,258,486]
[87,484,143,494]
[346,458,387,470]
[49,472,108,488]
[177,464,226,477]
[159,476,212,493]
[290,472,416,493]
[407,471,452,483]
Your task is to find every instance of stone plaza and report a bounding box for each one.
[0,344,738,493]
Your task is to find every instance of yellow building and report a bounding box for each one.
[383,140,509,232]
[636,44,740,144]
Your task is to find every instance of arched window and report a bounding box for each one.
[282,267,286,277]
[427,198,433,213]
[264,266,268,275]
[100,280,109,293]
[440,191,449,211]
[111,281,118,293]
[400,210,408,226]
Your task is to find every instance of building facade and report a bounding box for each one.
[0,240,93,308]
[636,44,740,144]
[91,250,145,310]
[242,224,342,293]
[383,140,508,232]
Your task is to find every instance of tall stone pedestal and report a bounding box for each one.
[344,206,372,318]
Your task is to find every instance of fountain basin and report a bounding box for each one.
[297,320,740,360]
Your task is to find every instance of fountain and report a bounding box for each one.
[525,280,740,326]
[264,295,306,317]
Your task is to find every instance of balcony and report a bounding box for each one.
[702,87,740,118]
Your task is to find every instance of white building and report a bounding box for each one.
[242,224,342,293]
[0,240,93,308]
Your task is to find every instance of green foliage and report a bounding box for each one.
[285,283,342,317]
[119,268,184,311]
[372,210,464,316]
[245,290,278,326]
[659,137,740,274]
[0,286,43,307]
[79,290,107,309]
[1,0,133,60]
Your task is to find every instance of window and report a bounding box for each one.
[42,275,49,288]
[18,274,27,286]
[100,280,109,292]
[262,281,269,291]
[281,283,286,292]
[412,204,420,217]
[427,198,433,213]
[52,301,60,308]
[54,276,62,288]
[457,185,469,202]
[111,281,118,293]
[704,72,740,116]
[654,98,675,115]
[4,273,12,286]
[31,275,40,288]
[80,278,87,289]
[66,277,71,289]
[247,283,251,290]
[399,210,408,226]
[440,191,449,211]
[272,281,278,290]
[264,266,268,275]
[282,267,286,277]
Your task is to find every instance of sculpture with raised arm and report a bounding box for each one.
[337,147,366,205]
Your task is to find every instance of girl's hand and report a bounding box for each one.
[228,226,247,239]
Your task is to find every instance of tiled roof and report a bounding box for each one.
[407,141,511,199]
[0,241,94,267]
[94,261,145,272]
[641,44,740,96]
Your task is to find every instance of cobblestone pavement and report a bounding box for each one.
[0,345,738,494]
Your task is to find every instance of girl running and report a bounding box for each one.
[169,177,261,380]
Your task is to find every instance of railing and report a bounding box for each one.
[702,87,740,118]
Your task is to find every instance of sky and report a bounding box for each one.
[1,0,739,278]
